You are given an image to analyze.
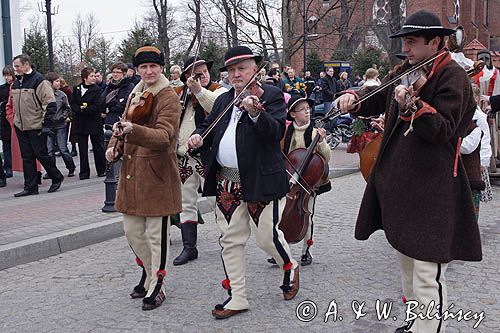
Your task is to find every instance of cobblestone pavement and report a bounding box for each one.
[0,144,356,247]
[0,172,498,332]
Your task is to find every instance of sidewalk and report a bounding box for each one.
[0,144,360,270]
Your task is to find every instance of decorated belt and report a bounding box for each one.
[218,166,240,183]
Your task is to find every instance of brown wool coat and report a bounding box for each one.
[351,54,482,263]
[110,79,182,217]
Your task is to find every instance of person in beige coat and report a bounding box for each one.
[106,46,182,311]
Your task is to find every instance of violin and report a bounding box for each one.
[190,61,269,147]
[105,91,155,171]
[279,120,331,243]
[235,80,266,112]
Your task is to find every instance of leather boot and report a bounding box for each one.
[173,222,198,265]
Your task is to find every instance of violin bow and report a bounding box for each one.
[181,30,204,109]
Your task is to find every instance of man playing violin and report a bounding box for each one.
[187,45,299,319]
[105,46,182,311]
[172,56,227,266]
[335,10,482,333]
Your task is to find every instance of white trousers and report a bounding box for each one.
[398,252,448,333]
[215,177,297,310]
[123,214,170,298]
[178,154,214,223]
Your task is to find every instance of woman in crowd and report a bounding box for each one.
[101,62,135,129]
[70,67,106,180]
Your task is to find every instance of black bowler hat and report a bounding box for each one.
[181,56,214,82]
[132,45,165,67]
[286,94,315,121]
[390,10,455,39]
[220,46,263,72]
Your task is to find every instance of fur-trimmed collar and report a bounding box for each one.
[130,74,170,105]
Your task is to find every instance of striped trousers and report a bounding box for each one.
[398,252,449,333]
[215,175,298,310]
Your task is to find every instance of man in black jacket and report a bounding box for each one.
[321,67,337,114]
[188,46,299,319]
[11,54,64,196]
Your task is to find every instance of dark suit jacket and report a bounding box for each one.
[70,84,104,135]
[194,83,289,203]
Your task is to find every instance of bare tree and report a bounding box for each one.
[186,0,202,57]
[72,12,100,63]
[152,0,176,66]
[282,0,348,65]
[56,37,78,83]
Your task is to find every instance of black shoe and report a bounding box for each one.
[54,151,61,157]
[48,176,63,193]
[130,285,147,299]
[71,150,77,157]
[79,175,90,180]
[5,170,13,178]
[267,257,277,265]
[68,170,75,177]
[37,171,42,185]
[300,253,313,266]
[142,290,165,311]
[14,189,39,197]
[43,173,50,180]
[0,178,6,187]
[173,223,198,265]
[97,172,106,177]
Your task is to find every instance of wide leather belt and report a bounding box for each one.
[218,166,240,183]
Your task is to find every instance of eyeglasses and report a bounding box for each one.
[293,106,311,113]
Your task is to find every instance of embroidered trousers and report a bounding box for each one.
[215,175,297,310]
[178,154,207,223]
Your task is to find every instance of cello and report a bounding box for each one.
[279,127,330,244]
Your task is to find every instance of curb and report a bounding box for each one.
[330,167,359,178]
[0,217,124,271]
[0,168,358,271]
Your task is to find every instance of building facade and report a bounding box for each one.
[290,0,500,74]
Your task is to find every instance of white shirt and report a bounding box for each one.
[215,99,260,169]
[475,107,492,167]
[216,105,241,169]
[460,107,492,167]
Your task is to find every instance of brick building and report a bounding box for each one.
[291,0,500,74]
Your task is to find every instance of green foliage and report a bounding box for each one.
[306,50,323,77]
[22,27,49,74]
[330,50,351,62]
[118,23,157,64]
[87,37,117,74]
[350,48,389,78]
[199,39,226,81]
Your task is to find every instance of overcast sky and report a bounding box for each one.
[20,0,152,46]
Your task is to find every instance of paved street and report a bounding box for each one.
[0,171,498,332]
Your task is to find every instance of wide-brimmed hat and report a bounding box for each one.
[220,46,262,72]
[180,56,213,82]
[286,94,315,121]
[132,46,165,67]
[389,10,455,39]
